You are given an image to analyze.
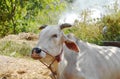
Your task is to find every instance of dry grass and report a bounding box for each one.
[0,33,52,79]
[0,55,51,79]
[0,32,38,57]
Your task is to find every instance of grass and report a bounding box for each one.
[0,40,32,58]
[64,22,104,45]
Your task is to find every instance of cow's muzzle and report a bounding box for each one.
[31,48,42,59]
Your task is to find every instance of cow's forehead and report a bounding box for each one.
[40,25,60,36]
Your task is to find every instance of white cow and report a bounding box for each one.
[31,23,120,79]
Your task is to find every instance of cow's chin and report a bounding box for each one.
[31,52,42,60]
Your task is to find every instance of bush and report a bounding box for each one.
[102,11,120,41]
[64,9,120,44]
[0,0,66,37]
[64,22,104,45]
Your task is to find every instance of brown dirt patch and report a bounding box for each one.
[0,55,51,79]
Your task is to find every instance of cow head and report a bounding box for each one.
[31,23,80,61]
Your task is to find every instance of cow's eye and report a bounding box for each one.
[52,34,57,38]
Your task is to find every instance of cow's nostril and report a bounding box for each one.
[32,48,41,54]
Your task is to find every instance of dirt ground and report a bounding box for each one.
[0,55,51,79]
[0,33,51,79]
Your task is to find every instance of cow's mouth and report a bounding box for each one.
[31,52,42,60]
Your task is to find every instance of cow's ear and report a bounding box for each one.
[60,23,72,30]
[39,25,47,30]
[64,39,80,53]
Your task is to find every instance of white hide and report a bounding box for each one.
[59,34,120,79]
[36,25,120,79]
[36,26,64,57]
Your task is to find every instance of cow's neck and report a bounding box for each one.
[45,51,64,79]
[50,51,67,79]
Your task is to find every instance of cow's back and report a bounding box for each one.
[77,42,120,79]
[63,36,120,79]
[60,34,120,79]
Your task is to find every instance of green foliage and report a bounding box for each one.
[64,10,120,44]
[102,11,120,41]
[0,0,120,44]
[64,22,104,45]
[0,0,66,37]
[64,0,120,44]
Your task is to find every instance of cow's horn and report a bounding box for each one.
[60,23,72,29]
[39,25,47,30]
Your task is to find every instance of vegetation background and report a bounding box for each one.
[0,0,120,57]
